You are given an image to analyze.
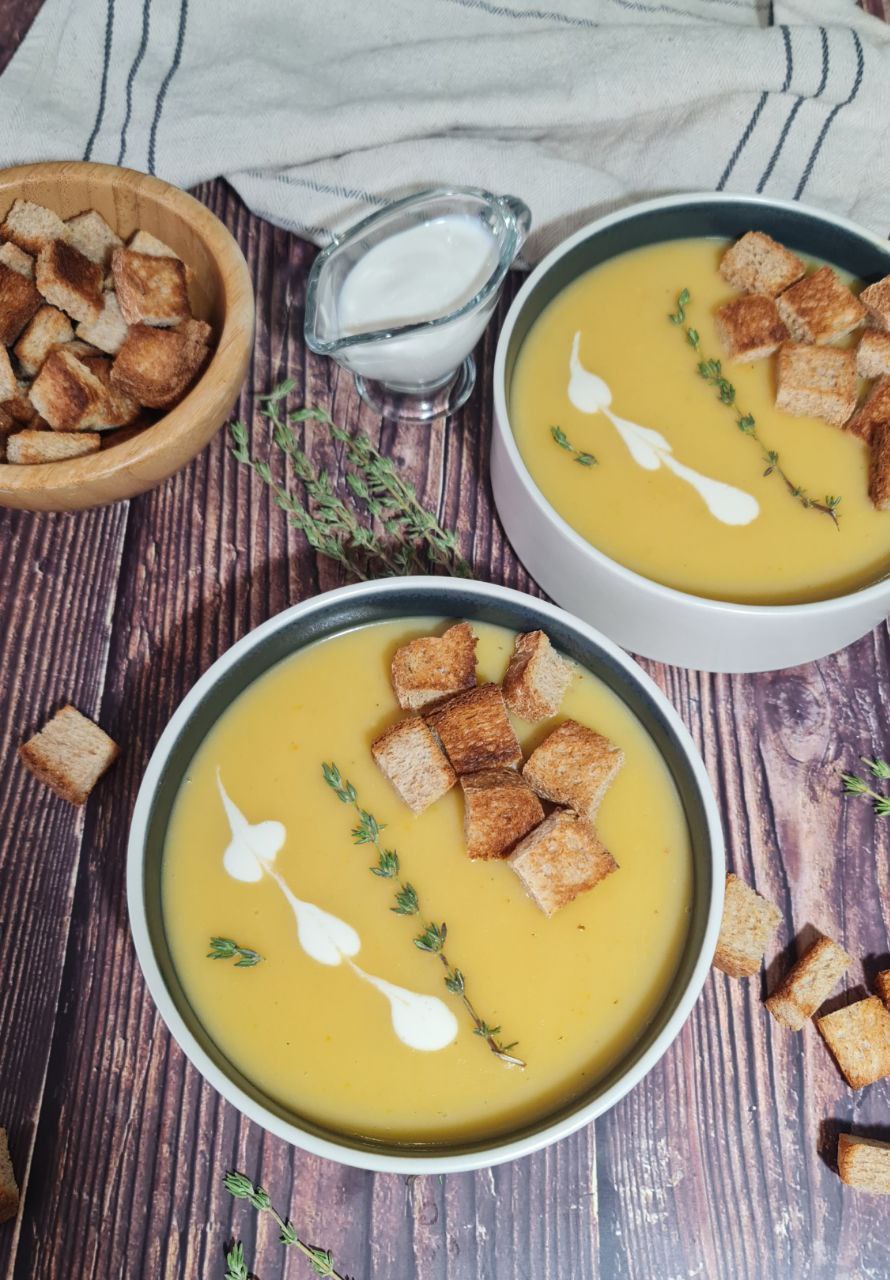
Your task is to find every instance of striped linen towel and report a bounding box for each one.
[0,0,887,262]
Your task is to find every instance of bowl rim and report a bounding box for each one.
[492,190,890,619]
[126,575,725,1173]
[0,160,254,505]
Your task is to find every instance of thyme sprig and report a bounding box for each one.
[224,1171,351,1280]
[207,937,263,968]
[550,424,597,468]
[322,762,525,1068]
[842,757,890,816]
[230,384,470,579]
[669,289,842,527]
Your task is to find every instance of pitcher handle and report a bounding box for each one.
[496,195,532,256]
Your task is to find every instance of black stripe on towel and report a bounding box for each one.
[716,25,792,191]
[756,26,829,194]
[83,0,115,161]
[795,27,863,200]
[147,0,189,176]
[117,0,152,165]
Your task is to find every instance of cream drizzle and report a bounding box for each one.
[567,332,760,527]
[215,773,458,1052]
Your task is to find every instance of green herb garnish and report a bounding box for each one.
[224,1171,350,1279]
[842,757,890,816]
[670,290,842,527]
[550,424,597,467]
[207,937,263,968]
[230,384,470,579]
[322,762,524,1067]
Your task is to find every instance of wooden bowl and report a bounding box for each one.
[0,161,254,511]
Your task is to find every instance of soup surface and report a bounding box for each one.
[510,238,890,605]
[162,619,692,1144]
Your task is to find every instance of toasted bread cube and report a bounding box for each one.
[425,684,522,774]
[775,343,857,427]
[508,809,617,917]
[128,229,179,259]
[64,210,123,267]
[0,345,14,403]
[80,354,140,427]
[849,376,890,445]
[13,305,74,377]
[522,719,623,824]
[177,317,213,345]
[461,769,545,860]
[0,1129,18,1225]
[2,380,38,424]
[112,247,190,327]
[18,704,118,804]
[765,935,851,1030]
[110,322,208,408]
[715,294,788,363]
[0,241,34,278]
[860,275,890,332]
[713,873,782,978]
[876,969,890,1008]
[75,289,128,355]
[856,330,890,381]
[502,631,573,721]
[817,996,890,1089]
[0,198,68,254]
[391,622,478,711]
[35,239,104,325]
[868,421,890,511]
[29,349,109,430]
[372,715,456,813]
[837,1134,890,1195]
[719,232,805,297]
[776,267,865,344]
[0,259,41,345]
[6,429,101,463]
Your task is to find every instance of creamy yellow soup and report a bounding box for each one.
[511,238,890,605]
[162,619,692,1144]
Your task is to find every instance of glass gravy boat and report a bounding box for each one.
[304,186,531,422]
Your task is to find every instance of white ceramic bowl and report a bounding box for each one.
[492,193,890,673]
[127,577,724,1172]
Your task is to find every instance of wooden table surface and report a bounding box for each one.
[2,4,890,1279]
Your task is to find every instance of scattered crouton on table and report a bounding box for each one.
[817,996,890,1089]
[765,935,851,1030]
[837,1134,890,1195]
[875,969,890,1009]
[713,872,782,978]
[18,704,119,805]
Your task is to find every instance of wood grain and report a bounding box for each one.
[2,4,890,1279]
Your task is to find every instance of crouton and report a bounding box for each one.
[6,430,101,464]
[177,317,213,345]
[29,348,136,432]
[765,935,851,1030]
[775,343,857,427]
[860,275,890,332]
[425,683,522,774]
[0,406,13,458]
[837,1134,890,1196]
[18,704,118,804]
[876,969,890,1008]
[502,631,573,721]
[848,376,890,445]
[817,996,890,1089]
[391,622,478,711]
[522,719,623,824]
[2,381,38,424]
[776,267,865,344]
[0,259,41,345]
[508,809,617,917]
[128,229,179,259]
[371,715,456,813]
[715,294,788,363]
[110,323,208,408]
[713,873,782,978]
[79,354,141,427]
[13,305,74,376]
[64,209,123,267]
[35,239,103,325]
[0,241,34,278]
[0,198,68,254]
[868,421,890,512]
[460,769,545,860]
[75,289,128,355]
[0,1129,18,1225]
[112,247,190,327]
[0,345,14,403]
[856,330,890,380]
[719,232,805,297]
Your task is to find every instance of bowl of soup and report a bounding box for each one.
[491,194,890,672]
[127,576,723,1171]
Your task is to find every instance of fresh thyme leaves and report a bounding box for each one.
[550,425,597,467]
[842,757,890,816]
[230,383,470,580]
[207,937,263,968]
[224,1171,351,1280]
[670,289,842,528]
[322,762,525,1068]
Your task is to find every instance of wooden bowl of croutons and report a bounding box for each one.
[0,161,254,511]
